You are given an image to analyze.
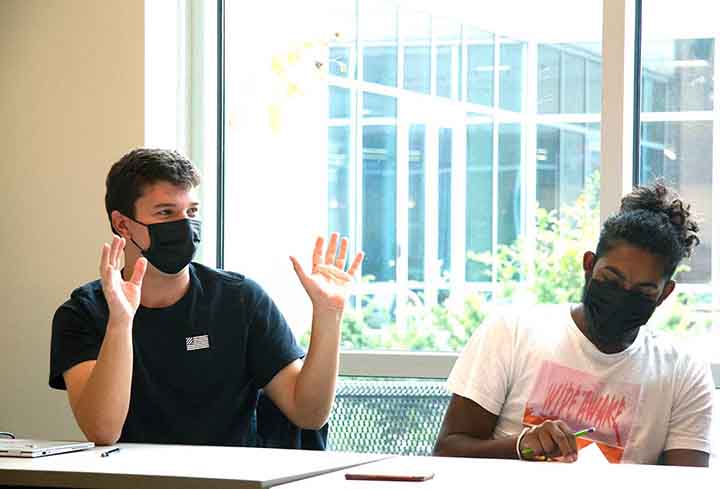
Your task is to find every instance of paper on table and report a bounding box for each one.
[576,442,609,464]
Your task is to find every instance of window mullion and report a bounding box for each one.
[712,37,720,318]
[599,0,637,222]
[525,41,539,287]
[491,35,500,287]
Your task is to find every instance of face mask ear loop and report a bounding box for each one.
[121,214,149,253]
[128,236,147,253]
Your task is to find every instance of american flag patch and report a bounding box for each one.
[185,334,210,351]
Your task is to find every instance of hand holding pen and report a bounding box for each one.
[518,421,595,462]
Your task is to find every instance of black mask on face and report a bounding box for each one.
[127,217,202,274]
[581,278,658,348]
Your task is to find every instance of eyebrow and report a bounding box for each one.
[603,266,659,290]
[152,202,200,209]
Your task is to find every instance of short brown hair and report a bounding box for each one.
[105,148,201,229]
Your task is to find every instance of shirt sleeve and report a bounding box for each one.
[446,312,515,415]
[664,354,715,454]
[245,281,305,389]
[49,301,102,390]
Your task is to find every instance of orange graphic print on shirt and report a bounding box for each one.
[522,360,641,463]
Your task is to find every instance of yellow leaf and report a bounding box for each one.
[287,82,302,97]
[271,55,285,75]
[268,104,282,133]
[287,50,300,65]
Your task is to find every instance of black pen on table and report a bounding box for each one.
[100,447,121,458]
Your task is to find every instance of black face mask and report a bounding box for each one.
[581,278,658,348]
[128,218,202,274]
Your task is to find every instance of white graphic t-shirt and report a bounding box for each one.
[447,304,714,464]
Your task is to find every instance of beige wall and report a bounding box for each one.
[0,0,144,439]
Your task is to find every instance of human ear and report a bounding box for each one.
[656,280,676,307]
[110,210,132,240]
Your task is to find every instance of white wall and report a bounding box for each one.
[0,0,144,439]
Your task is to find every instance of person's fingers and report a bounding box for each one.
[556,421,578,454]
[115,237,126,270]
[537,428,556,458]
[311,237,324,273]
[335,237,349,271]
[316,264,352,283]
[547,422,574,458]
[347,251,364,277]
[129,257,148,287]
[324,232,339,265]
[108,236,119,269]
[100,243,111,281]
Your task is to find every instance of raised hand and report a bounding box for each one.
[290,233,364,313]
[99,235,148,325]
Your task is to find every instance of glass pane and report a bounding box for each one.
[409,125,426,282]
[642,39,714,112]
[361,0,398,87]
[536,125,560,211]
[329,47,351,78]
[326,0,356,78]
[328,126,351,237]
[404,47,431,94]
[499,42,525,112]
[537,123,600,214]
[363,125,397,282]
[562,52,586,113]
[466,28,494,105]
[539,43,601,115]
[498,124,522,246]
[364,47,398,87]
[438,128,452,277]
[436,46,458,99]
[363,92,397,118]
[538,45,561,113]
[465,123,493,282]
[639,121,712,283]
[435,18,461,99]
[587,59,602,113]
[329,86,351,119]
[403,11,431,94]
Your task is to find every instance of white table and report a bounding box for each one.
[0,443,388,489]
[280,455,720,488]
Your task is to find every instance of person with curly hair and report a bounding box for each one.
[435,181,714,466]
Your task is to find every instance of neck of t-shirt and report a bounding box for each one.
[139,265,192,309]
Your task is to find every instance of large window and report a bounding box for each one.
[218,0,720,377]
[639,0,718,361]
[318,1,604,352]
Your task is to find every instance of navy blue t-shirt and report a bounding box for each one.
[49,263,305,446]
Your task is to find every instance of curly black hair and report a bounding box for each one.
[595,180,700,278]
[105,148,201,230]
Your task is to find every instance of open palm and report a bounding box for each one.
[100,235,147,324]
[290,233,364,312]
